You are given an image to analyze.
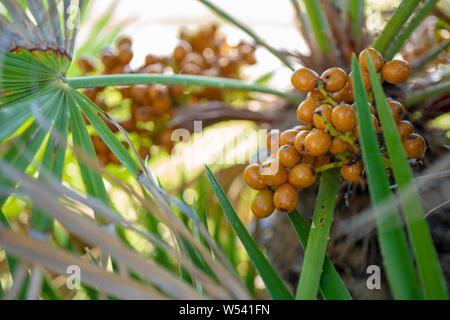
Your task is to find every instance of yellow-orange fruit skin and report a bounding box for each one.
[386,99,406,123]
[382,60,411,84]
[288,163,317,189]
[280,129,299,146]
[251,190,275,218]
[402,133,426,159]
[320,67,348,92]
[332,83,354,104]
[331,104,357,132]
[304,130,332,156]
[243,163,267,190]
[329,137,347,155]
[312,104,333,130]
[273,183,298,213]
[293,130,310,154]
[341,161,363,182]
[297,99,321,124]
[313,155,331,169]
[397,120,414,138]
[278,145,301,169]
[359,48,384,71]
[291,68,319,93]
[259,160,288,187]
[349,68,371,90]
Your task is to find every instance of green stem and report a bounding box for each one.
[295,168,340,299]
[404,81,450,107]
[318,84,338,107]
[319,115,359,151]
[315,161,344,173]
[197,0,294,70]
[373,0,421,55]
[288,210,351,300]
[302,0,333,59]
[412,40,450,73]
[64,74,299,102]
[385,0,439,60]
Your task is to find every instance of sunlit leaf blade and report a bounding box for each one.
[205,166,293,300]
[384,0,439,60]
[295,168,340,300]
[348,0,364,42]
[366,56,448,299]
[302,0,332,58]
[351,55,422,299]
[0,95,61,208]
[30,93,69,232]
[288,210,351,300]
[0,228,167,300]
[373,0,421,55]
[68,95,109,222]
[72,89,139,176]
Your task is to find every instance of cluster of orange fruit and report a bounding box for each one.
[244,48,427,218]
[78,24,256,166]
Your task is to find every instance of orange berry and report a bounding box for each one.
[131,85,149,104]
[278,145,301,168]
[117,36,132,49]
[293,124,312,132]
[320,67,347,92]
[386,99,406,123]
[118,47,133,65]
[332,82,354,104]
[313,154,332,168]
[243,163,267,190]
[297,99,320,124]
[288,163,317,189]
[312,104,333,130]
[77,57,95,74]
[259,159,288,187]
[341,160,363,182]
[291,68,319,93]
[359,48,384,71]
[349,68,371,90]
[329,137,347,154]
[273,183,298,213]
[402,133,426,159]
[307,89,326,100]
[301,154,316,165]
[173,40,192,62]
[293,130,310,154]
[382,60,411,84]
[100,47,117,69]
[280,129,299,146]
[251,190,275,218]
[331,104,357,132]
[397,120,413,138]
[304,130,332,156]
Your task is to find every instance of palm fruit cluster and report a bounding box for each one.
[244,47,427,219]
[77,24,256,166]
